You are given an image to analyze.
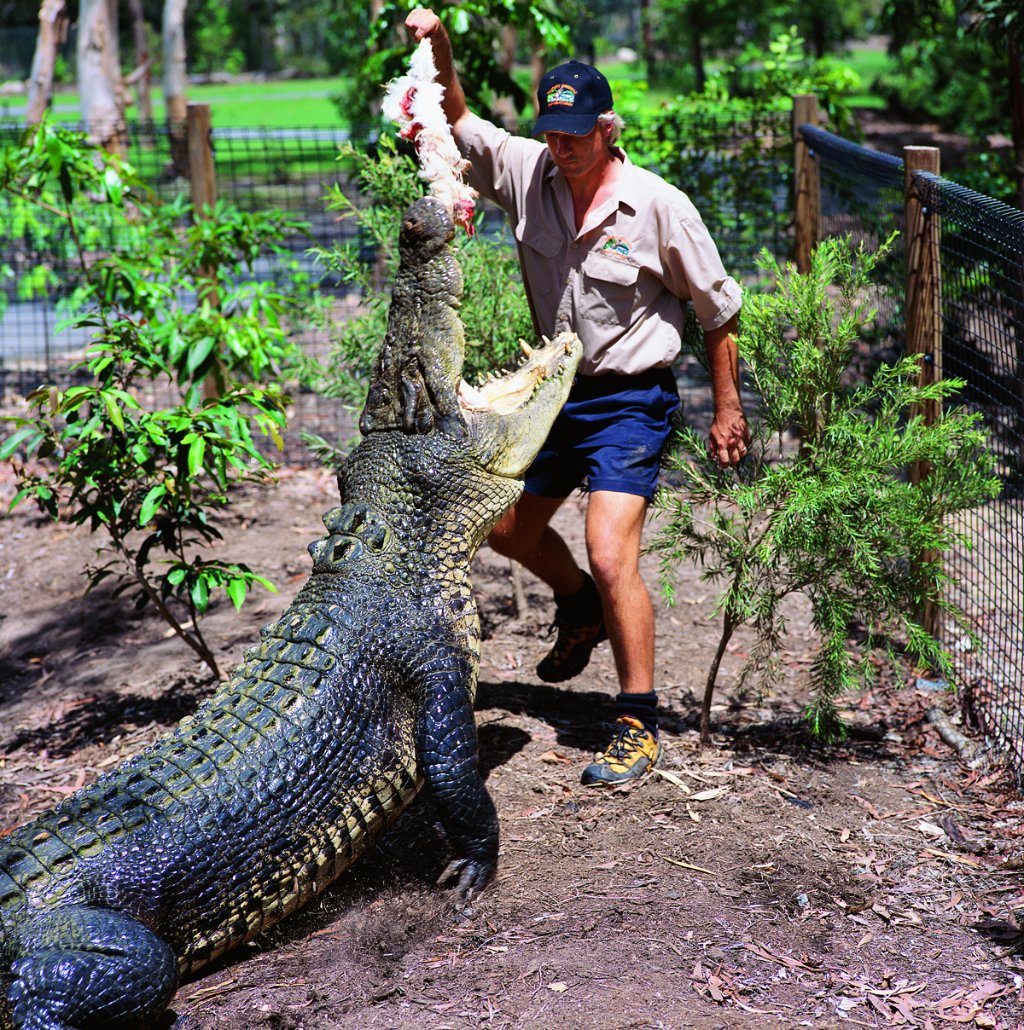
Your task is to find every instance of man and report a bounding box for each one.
[406,9,749,786]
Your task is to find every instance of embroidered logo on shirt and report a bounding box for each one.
[601,235,631,257]
[545,84,578,107]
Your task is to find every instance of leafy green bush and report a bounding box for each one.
[1,123,306,680]
[652,235,999,743]
[617,30,859,285]
[301,133,534,459]
[873,7,1023,202]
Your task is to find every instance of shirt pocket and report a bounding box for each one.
[514,217,563,258]
[580,251,641,327]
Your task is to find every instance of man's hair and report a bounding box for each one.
[598,111,625,144]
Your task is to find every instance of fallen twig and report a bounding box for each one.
[927,706,982,761]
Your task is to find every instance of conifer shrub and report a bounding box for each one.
[653,235,1000,744]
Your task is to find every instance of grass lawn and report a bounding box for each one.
[842,45,894,109]
[0,77,350,128]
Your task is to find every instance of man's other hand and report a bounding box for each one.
[709,406,750,467]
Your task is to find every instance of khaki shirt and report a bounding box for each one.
[458,113,742,377]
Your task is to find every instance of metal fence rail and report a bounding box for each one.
[804,123,1024,779]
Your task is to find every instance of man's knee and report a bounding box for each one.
[487,515,519,558]
[588,549,629,595]
[586,530,644,596]
[487,493,563,560]
[488,508,537,561]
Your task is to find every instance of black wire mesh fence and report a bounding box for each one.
[624,106,792,287]
[0,121,365,458]
[804,123,1024,780]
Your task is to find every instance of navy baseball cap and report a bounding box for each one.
[532,60,614,137]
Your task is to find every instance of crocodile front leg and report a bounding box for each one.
[6,906,178,1030]
[415,658,498,900]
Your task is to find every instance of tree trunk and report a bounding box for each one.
[529,46,546,120]
[1009,31,1024,211]
[77,0,125,152]
[26,0,69,125]
[691,29,706,93]
[639,0,656,86]
[127,0,153,123]
[163,0,188,177]
[700,607,738,748]
[499,24,516,73]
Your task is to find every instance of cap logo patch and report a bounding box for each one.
[602,235,631,257]
[545,84,577,107]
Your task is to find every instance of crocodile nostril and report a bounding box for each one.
[364,524,388,549]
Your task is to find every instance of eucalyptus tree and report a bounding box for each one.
[25,0,68,123]
[78,0,126,151]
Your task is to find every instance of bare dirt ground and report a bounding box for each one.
[1,452,1023,1030]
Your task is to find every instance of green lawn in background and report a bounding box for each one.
[0,77,349,128]
[842,45,894,109]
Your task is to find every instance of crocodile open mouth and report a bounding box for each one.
[452,329,581,480]
[456,332,579,417]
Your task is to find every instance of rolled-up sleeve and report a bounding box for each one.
[662,215,742,332]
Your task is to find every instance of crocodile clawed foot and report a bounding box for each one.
[437,855,495,902]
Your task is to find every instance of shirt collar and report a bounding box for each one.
[545,146,638,233]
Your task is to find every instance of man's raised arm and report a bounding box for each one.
[405,8,471,134]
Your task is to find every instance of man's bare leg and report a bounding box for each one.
[491,489,660,784]
[577,489,662,786]
[488,491,581,595]
[489,491,607,683]
[584,490,654,696]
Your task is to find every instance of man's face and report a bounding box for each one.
[544,123,611,179]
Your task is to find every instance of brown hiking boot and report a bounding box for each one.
[536,572,607,683]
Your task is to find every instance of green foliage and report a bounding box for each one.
[646,0,875,94]
[335,0,573,129]
[187,0,247,75]
[721,29,862,135]
[876,0,1024,202]
[0,123,304,680]
[619,28,859,282]
[652,235,1000,742]
[301,134,534,457]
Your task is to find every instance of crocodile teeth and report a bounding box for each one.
[518,339,533,358]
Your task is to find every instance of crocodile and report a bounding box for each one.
[0,195,582,1030]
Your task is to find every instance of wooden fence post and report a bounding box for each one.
[904,146,943,475]
[903,145,943,638]
[186,103,216,214]
[792,94,820,274]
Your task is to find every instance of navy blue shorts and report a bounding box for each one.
[524,367,681,501]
